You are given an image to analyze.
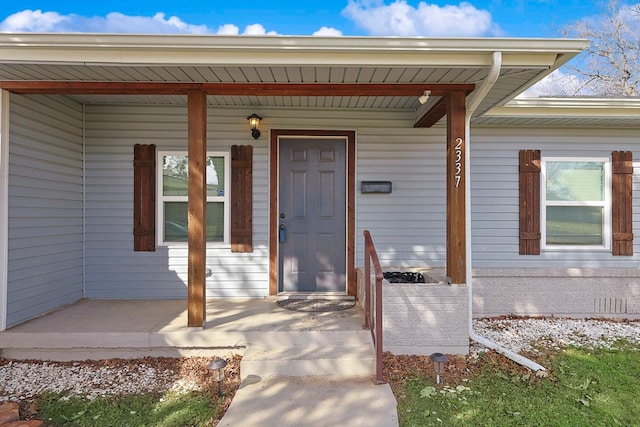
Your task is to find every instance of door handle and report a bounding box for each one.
[279,223,287,243]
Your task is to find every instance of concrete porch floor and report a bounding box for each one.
[0,298,368,360]
[0,298,400,426]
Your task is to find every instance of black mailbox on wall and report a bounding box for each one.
[361,181,392,194]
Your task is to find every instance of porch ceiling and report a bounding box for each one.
[0,62,543,115]
[0,33,588,125]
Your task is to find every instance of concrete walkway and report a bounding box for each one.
[0,299,399,426]
[218,375,398,427]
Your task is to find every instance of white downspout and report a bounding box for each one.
[465,51,545,372]
[82,103,86,299]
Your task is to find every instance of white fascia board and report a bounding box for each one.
[487,97,640,118]
[0,33,587,68]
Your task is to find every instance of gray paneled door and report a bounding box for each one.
[278,138,347,293]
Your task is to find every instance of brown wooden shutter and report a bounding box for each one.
[231,145,253,252]
[612,151,633,256]
[519,149,541,255]
[133,144,156,251]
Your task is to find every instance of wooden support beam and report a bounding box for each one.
[187,90,207,327]
[414,96,448,128]
[0,80,474,97]
[446,91,467,284]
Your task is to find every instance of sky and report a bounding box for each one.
[0,0,616,38]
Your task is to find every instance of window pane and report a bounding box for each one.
[546,206,603,245]
[164,202,188,242]
[164,202,224,242]
[206,156,225,197]
[163,155,188,197]
[546,162,604,201]
[163,155,225,197]
[206,202,224,242]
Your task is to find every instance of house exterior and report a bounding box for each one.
[0,34,639,346]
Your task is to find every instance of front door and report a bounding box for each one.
[278,138,347,293]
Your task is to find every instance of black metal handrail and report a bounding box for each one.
[363,230,385,384]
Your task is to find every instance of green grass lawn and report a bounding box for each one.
[31,343,639,426]
[37,389,221,427]
[395,342,640,427]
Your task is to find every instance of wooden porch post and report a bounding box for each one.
[187,91,207,327]
[446,91,467,284]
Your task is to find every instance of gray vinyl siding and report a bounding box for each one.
[82,105,437,297]
[83,104,271,298]
[470,127,640,269]
[55,99,640,300]
[355,128,447,267]
[354,125,640,271]
[7,95,84,327]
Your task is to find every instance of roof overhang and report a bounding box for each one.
[0,33,589,126]
[477,97,640,128]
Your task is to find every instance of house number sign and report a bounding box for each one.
[454,137,463,188]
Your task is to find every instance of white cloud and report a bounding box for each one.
[101,12,210,34]
[313,26,344,36]
[216,23,240,35]
[0,9,278,35]
[342,0,503,36]
[0,9,211,34]
[0,9,70,32]
[243,23,278,35]
[215,23,278,35]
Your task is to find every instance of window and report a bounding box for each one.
[157,151,230,245]
[541,158,610,249]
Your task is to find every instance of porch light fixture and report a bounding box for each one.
[208,356,228,397]
[247,113,262,139]
[418,90,431,105]
[429,352,448,385]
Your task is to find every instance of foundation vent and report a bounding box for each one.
[594,298,628,314]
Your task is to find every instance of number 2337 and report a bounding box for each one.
[454,137,463,188]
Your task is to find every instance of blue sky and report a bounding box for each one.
[0,0,616,38]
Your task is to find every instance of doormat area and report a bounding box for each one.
[276,299,356,312]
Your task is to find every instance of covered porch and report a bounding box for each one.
[0,34,587,334]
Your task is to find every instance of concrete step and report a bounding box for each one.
[0,347,230,361]
[243,329,372,347]
[241,342,376,378]
[0,330,371,351]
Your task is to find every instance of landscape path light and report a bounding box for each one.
[429,352,448,385]
[208,356,228,397]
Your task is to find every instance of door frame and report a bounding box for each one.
[269,129,356,296]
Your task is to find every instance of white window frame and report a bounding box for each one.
[157,150,231,247]
[541,157,611,251]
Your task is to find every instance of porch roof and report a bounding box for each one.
[0,33,590,126]
[476,97,640,128]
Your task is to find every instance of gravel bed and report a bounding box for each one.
[0,356,237,403]
[471,317,640,354]
[1,318,638,403]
